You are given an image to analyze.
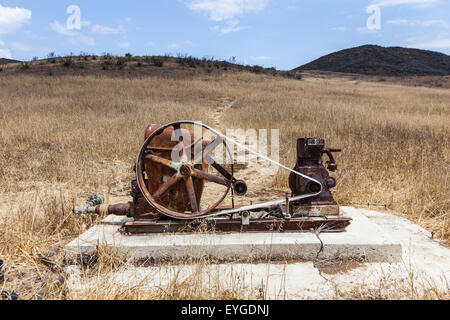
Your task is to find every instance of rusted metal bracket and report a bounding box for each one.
[121,216,351,234]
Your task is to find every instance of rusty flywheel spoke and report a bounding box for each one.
[152,174,180,200]
[145,154,177,170]
[185,176,199,213]
[192,168,230,186]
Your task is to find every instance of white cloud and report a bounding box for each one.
[147,41,155,47]
[372,0,439,7]
[169,40,197,49]
[0,5,32,35]
[11,42,30,51]
[387,19,449,28]
[24,30,44,40]
[188,0,269,21]
[218,19,247,33]
[118,42,130,48]
[387,19,413,25]
[422,20,449,28]
[51,20,91,36]
[92,24,126,35]
[414,38,450,49]
[0,48,12,59]
[188,0,268,33]
[331,26,347,31]
[0,40,4,46]
[50,20,95,46]
[69,35,96,46]
[356,26,380,34]
[50,21,77,36]
[251,56,272,60]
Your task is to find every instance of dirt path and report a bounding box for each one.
[202,98,286,207]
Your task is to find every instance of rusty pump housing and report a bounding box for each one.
[289,138,342,217]
[73,121,351,234]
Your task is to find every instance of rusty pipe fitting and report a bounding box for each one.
[233,180,248,196]
[73,195,105,214]
[73,195,131,216]
[94,203,131,216]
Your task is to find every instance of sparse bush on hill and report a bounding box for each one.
[116,57,126,68]
[103,59,112,66]
[47,52,57,64]
[125,53,132,61]
[283,71,302,80]
[187,56,200,68]
[62,56,73,67]
[79,52,90,61]
[250,65,263,74]
[151,56,164,67]
[21,63,30,70]
[103,53,113,60]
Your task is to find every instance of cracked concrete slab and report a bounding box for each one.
[65,207,402,263]
[64,207,450,299]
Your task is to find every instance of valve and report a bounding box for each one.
[73,194,105,214]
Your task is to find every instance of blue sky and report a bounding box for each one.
[0,0,449,70]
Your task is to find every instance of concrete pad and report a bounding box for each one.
[65,260,449,300]
[67,262,330,299]
[65,207,402,263]
[343,207,450,281]
[64,207,450,299]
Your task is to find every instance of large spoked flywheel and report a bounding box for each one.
[136,121,239,220]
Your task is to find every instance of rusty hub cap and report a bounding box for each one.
[179,164,192,177]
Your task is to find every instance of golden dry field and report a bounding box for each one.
[0,72,449,299]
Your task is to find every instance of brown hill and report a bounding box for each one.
[294,45,450,76]
[0,58,21,65]
[0,54,302,80]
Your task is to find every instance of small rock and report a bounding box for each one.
[0,259,5,283]
[1,290,19,301]
[64,265,82,290]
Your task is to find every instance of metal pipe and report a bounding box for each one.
[73,194,105,214]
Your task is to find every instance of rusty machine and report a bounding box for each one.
[73,121,351,233]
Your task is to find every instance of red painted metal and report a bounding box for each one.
[121,217,352,234]
[289,138,342,215]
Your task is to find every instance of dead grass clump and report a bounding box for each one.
[66,259,258,300]
[332,269,449,300]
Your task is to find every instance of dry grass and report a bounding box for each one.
[221,74,449,243]
[0,72,448,300]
